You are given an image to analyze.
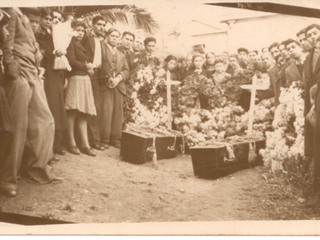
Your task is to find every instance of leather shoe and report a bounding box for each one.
[91,144,105,151]
[50,176,64,183]
[80,147,96,157]
[68,145,80,155]
[100,143,110,149]
[55,149,66,155]
[0,187,16,197]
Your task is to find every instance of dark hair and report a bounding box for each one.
[206,52,215,57]
[306,24,320,35]
[92,16,106,25]
[24,8,41,17]
[0,9,9,28]
[213,58,225,66]
[72,20,87,30]
[192,53,204,62]
[40,8,51,18]
[165,55,177,63]
[229,54,239,61]
[261,47,269,52]
[284,38,300,47]
[144,37,156,46]
[269,42,279,52]
[249,50,258,55]
[122,31,135,41]
[105,28,121,37]
[52,9,64,20]
[296,28,306,37]
[237,47,249,54]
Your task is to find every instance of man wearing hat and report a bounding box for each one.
[140,36,160,67]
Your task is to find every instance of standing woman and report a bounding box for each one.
[65,21,96,156]
[204,52,216,74]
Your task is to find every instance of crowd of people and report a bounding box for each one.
[0,6,320,197]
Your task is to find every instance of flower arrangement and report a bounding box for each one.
[260,83,305,172]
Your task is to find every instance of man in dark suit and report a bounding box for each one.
[81,16,106,151]
[0,8,62,197]
[118,31,139,71]
[100,28,129,149]
[303,24,320,161]
[140,37,160,67]
[284,39,306,88]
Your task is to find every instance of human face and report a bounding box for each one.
[27,14,40,34]
[107,30,120,47]
[93,20,106,37]
[145,41,156,54]
[261,53,274,69]
[215,62,225,74]
[52,11,62,25]
[206,53,215,65]
[41,14,52,29]
[186,55,193,68]
[122,34,134,50]
[167,60,176,71]
[229,57,238,65]
[307,27,320,46]
[248,52,258,61]
[194,56,204,69]
[0,23,9,47]
[286,42,302,59]
[270,47,280,59]
[297,33,312,52]
[75,25,85,41]
[238,51,247,60]
[133,38,143,52]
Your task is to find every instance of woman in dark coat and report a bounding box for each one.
[65,21,96,156]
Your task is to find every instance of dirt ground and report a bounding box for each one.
[1,146,320,223]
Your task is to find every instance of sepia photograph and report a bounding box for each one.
[1,0,320,235]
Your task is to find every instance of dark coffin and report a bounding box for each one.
[120,130,182,164]
[189,138,266,179]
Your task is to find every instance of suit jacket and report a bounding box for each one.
[257,63,286,106]
[81,31,104,64]
[66,38,90,77]
[285,61,303,88]
[2,8,39,84]
[101,43,129,94]
[139,50,160,67]
[117,46,139,71]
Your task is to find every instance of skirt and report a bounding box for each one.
[65,75,97,115]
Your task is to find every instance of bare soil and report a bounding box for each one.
[1,147,320,223]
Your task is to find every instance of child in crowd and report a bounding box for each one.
[164,55,181,81]
[212,59,231,85]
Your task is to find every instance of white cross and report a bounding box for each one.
[166,70,181,130]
